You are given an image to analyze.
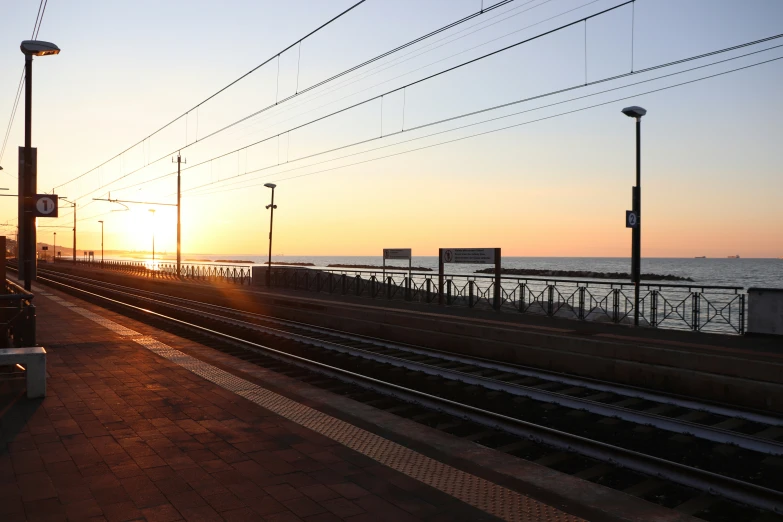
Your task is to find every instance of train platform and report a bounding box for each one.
[0,282,700,521]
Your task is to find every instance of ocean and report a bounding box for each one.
[109,254,783,290]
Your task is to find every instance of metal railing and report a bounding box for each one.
[270,268,746,335]
[61,259,253,285]
[1,279,36,347]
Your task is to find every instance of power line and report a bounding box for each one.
[0,68,25,170]
[231,0,591,142]
[65,0,634,203]
[33,0,48,39]
[54,0,518,192]
[186,54,783,198]
[113,32,783,201]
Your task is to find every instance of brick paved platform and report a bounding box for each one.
[0,282,697,521]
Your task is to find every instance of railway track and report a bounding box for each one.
[32,268,783,521]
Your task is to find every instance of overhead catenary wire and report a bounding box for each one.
[70,0,558,201]
[33,0,48,39]
[186,54,783,198]
[201,0,594,154]
[53,0,516,192]
[66,0,635,204]
[111,32,783,200]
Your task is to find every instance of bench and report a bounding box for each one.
[0,347,46,398]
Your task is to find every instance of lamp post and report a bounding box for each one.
[622,105,646,327]
[98,220,104,269]
[264,183,277,287]
[20,40,60,290]
[53,232,56,263]
[149,209,155,275]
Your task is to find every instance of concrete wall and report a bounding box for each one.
[748,287,783,336]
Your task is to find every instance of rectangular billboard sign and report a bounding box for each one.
[441,248,495,264]
[383,248,411,260]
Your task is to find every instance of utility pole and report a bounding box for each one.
[173,153,185,277]
[264,183,277,286]
[73,202,76,264]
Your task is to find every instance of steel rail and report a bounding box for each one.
[35,274,783,513]
[35,268,783,428]
[40,271,783,455]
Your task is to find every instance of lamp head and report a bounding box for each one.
[621,106,647,119]
[98,220,103,224]
[264,183,276,189]
[20,40,60,57]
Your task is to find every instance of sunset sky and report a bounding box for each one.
[0,0,781,258]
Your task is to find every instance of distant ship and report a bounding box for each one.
[727,255,740,259]
[694,256,706,258]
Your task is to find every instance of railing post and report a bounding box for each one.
[341,274,347,295]
[426,278,431,303]
[547,285,554,316]
[613,288,620,323]
[739,293,746,335]
[468,280,474,308]
[578,286,586,320]
[405,275,411,301]
[650,290,658,327]
[692,292,701,331]
[355,275,361,296]
[447,279,452,305]
[518,283,526,312]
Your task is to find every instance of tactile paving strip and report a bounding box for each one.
[37,289,585,522]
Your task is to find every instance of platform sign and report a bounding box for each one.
[382,248,412,293]
[441,248,495,264]
[34,194,58,218]
[439,248,502,310]
[626,210,638,228]
[383,248,411,260]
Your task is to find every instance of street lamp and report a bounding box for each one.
[264,183,277,287]
[53,232,56,263]
[98,220,104,269]
[19,40,60,291]
[149,209,155,275]
[622,105,647,327]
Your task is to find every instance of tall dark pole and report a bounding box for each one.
[632,117,641,327]
[175,154,182,278]
[23,55,33,290]
[622,105,646,327]
[99,221,104,268]
[266,187,275,287]
[72,202,76,264]
[53,232,56,263]
[150,209,155,276]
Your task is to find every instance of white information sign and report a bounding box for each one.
[383,248,411,260]
[441,248,495,264]
[34,194,58,217]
